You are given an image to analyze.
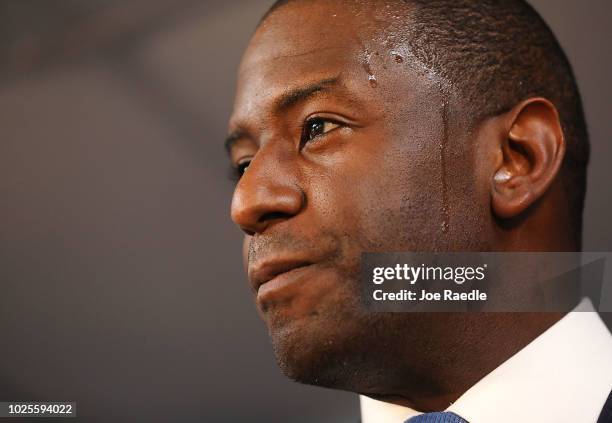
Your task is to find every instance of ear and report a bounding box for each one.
[491,98,566,219]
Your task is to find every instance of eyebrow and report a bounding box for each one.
[224,76,341,155]
[274,76,340,112]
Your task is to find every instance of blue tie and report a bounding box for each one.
[405,412,468,423]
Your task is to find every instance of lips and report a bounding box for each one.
[248,258,313,294]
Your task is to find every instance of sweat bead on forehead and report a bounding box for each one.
[235,0,446,122]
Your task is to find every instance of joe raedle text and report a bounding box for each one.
[370,263,488,303]
[373,289,487,302]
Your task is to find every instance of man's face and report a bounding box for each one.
[227,0,490,394]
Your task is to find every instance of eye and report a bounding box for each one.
[237,159,251,176]
[301,117,340,144]
[229,158,251,181]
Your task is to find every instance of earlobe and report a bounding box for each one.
[491,98,566,219]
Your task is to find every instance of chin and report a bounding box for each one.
[270,319,354,389]
[265,297,386,392]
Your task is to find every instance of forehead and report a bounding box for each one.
[231,1,406,122]
[244,1,368,64]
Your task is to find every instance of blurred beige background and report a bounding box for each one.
[0,1,610,422]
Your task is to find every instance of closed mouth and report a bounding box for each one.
[249,259,313,294]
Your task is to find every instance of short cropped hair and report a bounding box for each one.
[262,0,590,244]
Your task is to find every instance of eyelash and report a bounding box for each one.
[300,116,342,146]
[228,117,343,181]
[228,159,251,182]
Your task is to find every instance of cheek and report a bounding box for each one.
[356,166,440,250]
[306,138,442,252]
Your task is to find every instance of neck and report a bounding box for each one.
[367,311,564,412]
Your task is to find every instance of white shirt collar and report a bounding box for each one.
[360,298,612,423]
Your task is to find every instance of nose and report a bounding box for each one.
[230,156,304,235]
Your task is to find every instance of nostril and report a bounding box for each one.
[231,181,304,235]
[258,211,291,225]
[241,227,256,237]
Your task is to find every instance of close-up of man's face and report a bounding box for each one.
[228,0,493,401]
[227,0,590,412]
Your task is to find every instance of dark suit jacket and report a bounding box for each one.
[599,390,612,423]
